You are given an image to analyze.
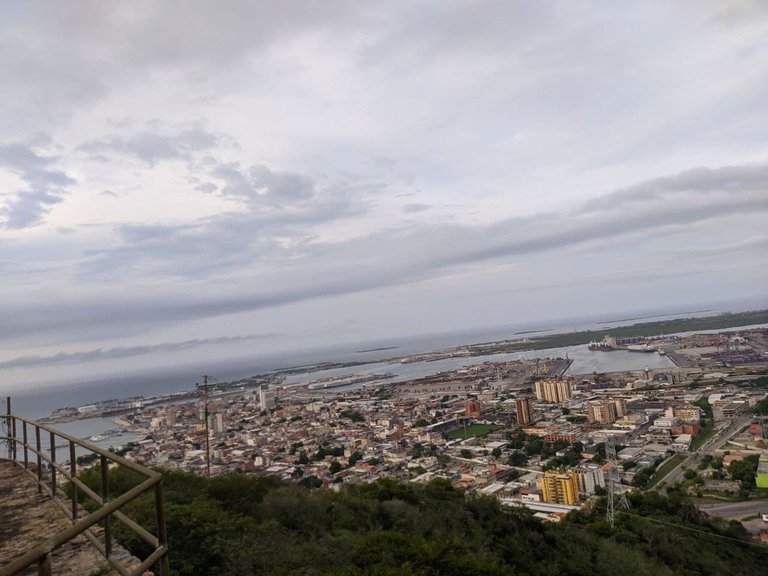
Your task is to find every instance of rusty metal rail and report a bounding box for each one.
[0,398,169,576]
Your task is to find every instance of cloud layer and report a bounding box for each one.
[0,1,766,388]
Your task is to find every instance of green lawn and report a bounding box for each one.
[690,417,715,451]
[648,454,686,488]
[446,423,502,440]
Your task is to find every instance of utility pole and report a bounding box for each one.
[605,435,629,528]
[197,376,212,477]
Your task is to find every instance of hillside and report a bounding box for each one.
[80,468,768,576]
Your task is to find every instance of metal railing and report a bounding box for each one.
[0,398,169,576]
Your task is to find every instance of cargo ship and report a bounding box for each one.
[306,372,395,390]
[588,340,615,351]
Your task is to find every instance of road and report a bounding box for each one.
[656,416,751,493]
[694,498,768,535]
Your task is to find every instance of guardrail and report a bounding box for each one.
[0,398,169,576]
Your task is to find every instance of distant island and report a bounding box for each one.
[595,309,715,325]
[355,346,400,353]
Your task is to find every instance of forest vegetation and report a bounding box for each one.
[77,467,768,576]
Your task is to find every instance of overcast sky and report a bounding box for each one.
[1,1,767,391]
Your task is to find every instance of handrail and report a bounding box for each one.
[0,402,169,576]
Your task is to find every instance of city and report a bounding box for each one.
[2,2,767,574]
[52,326,768,540]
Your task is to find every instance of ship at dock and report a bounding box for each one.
[306,372,395,390]
[588,336,617,351]
[588,335,664,354]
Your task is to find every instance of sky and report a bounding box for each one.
[1,0,767,391]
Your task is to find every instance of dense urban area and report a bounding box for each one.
[52,323,768,547]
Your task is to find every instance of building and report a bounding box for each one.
[574,464,605,496]
[721,401,748,419]
[588,400,616,424]
[464,400,482,418]
[208,413,225,435]
[544,429,579,444]
[165,409,177,427]
[673,405,701,422]
[539,470,580,506]
[587,399,626,424]
[534,379,573,403]
[515,397,533,425]
[259,385,277,413]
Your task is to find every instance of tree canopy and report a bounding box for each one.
[82,467,768,576]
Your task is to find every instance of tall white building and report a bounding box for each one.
[208,412,225,435]
[259,384,277,412]
[575,464,605,496]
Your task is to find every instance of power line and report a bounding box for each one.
[616,511,767,549]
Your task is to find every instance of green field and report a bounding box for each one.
[446,423,502,440]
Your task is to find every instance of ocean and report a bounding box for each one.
[3,296,766,442]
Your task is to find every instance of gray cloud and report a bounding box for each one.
[79,123,226,166]
[579,163,768,214]
[4,161,765,344]
[71,160,380,280]
[0,142,75,229]
[0,334,275,370]
[1,2,766,384]
[402,203,431,213]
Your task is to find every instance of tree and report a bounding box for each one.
[341,410,365,422]
[348,451,363,466]
[491,447,502,459]
[460,449,473,459]
[752,398,768,415]
[289,442,303,455]
[329,460,342,474]
[728,455,759,490]
[507,451,528,467]
[525,438,544,456]
[85,466,768,576]
[298,475,322,489]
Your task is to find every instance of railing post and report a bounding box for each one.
[100,454,112,558]
[5,397,12,461]
[11,414,17,462]
[70,441,78,522]
[155,480,170,576]
[23,420,29,470]
[36,425,42,493]
[49,430,57,497]
[38,552,51,576]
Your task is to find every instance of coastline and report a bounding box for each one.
[11,308,768,424]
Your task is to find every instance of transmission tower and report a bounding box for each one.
[196,375,215,477]
[605,435,629,528]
